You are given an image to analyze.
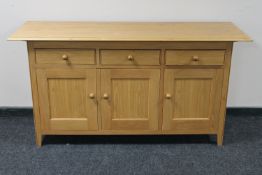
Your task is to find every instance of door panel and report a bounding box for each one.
[163,69,223,133]
[111,79,149,120]
[101,69,160,130]
[37,69,98,131]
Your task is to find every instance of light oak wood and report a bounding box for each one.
[27,41,233,146]
[27,42,43,147]
[162,69,223,133]
[217,43,233,146]
[31,41,231,49]
[9,22,249,146]
[37,69,98,131]
[35,49,95,65]
[100,50,160,65]
[165,50,225,66]
[101,69,160,130]
[9,21,251,41]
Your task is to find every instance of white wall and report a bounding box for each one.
[0,0,261,107]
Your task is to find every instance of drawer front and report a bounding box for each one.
[165,50,225,66]
[100,50,160,65]
[36,49,95,65]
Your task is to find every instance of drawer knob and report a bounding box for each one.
[103,93,109,99]
[127,55,134,61]
[62,54,69,60]
[165,93,172,99]
[89,93,95,99]
[192,56,199,61]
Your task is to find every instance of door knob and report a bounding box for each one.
[62,54,69,60]
[62,54,70,65]
[103,93,109,99]
[192,55,199,61]
[89,93,95,99]
[127,55,134,61]
[165,93,172,99]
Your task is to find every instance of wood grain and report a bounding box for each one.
[35,49,95,65]
[100,50,160,65]
[9,21,251,41]
[36,68,98,131]
[217,42,234,146]
[27,42,43,147]
[162,68,223,133]
[165,50,225,66]
[22,39,239,146]
[100,69,160,130]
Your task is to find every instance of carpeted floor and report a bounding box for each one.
[0,113,261,175]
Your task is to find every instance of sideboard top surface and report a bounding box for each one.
[8,21,251,42]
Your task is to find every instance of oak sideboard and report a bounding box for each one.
[9,22,250,146]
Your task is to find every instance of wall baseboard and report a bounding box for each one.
[0,107,262,117]
[0,107,33,117]
[226,108,262,116]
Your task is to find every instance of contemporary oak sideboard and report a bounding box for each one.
[9,22,250,146]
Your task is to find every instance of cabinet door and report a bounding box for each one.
[101,69,160,130]
[163,69,223,133]
[37,69,98,131]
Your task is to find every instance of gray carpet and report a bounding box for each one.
[0,113,261,175]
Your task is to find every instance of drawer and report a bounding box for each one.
[100,50,160,65]
[35,49,95,65]
[165,50,225,66]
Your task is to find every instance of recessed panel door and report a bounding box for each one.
[101,69,160,131]
[163,69,223,133]
[37,69,98,131]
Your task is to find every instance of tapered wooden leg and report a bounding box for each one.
[216,42,233,147]
[35,133,43,147]
[28,42,44,147]
[217,133,224,146]
[217,114,226,146]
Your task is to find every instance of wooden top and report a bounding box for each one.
[8,21,251,42]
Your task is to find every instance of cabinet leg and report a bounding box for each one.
[35,134,44,147]
[217,133,224,146]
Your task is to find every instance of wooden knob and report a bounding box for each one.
[89,93,95,99]
[62,54,69,60]
[103,93,109,99]
[165,93,171,99]
[127,55,134,61]
[192,56,199,61]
